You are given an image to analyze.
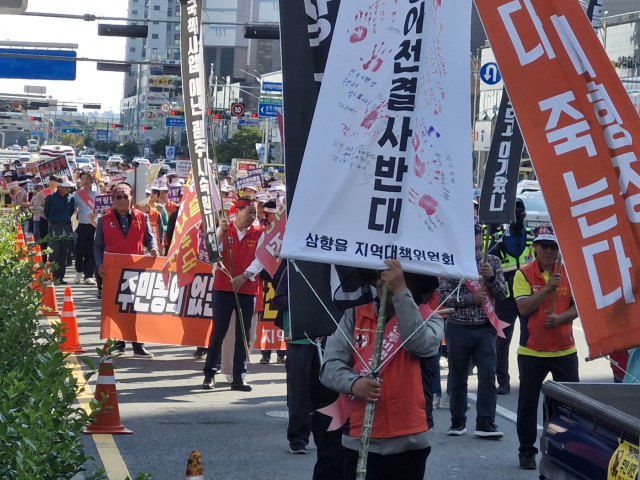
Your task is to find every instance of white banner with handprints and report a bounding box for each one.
[281,0,477,279]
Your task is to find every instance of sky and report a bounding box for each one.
[0,0,129,114]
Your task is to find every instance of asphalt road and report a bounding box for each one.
[58,277,615,480]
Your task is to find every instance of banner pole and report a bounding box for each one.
[356,283,389,480]
[546,253,563,315]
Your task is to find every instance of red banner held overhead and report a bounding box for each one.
[475,0,640,358]
[256,199,287,278]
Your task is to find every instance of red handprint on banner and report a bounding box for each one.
[408,188,438,216]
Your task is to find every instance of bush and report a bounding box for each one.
[0,220,140,479]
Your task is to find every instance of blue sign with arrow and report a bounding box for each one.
[480,62,502,85]
[258,103,282,118]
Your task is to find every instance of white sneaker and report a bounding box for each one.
[74,272,82,284]
[433,395,442,409]
[83,277,97,285]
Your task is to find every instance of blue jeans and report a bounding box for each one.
[445,321,497,425]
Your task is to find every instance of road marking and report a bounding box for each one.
[467,392,543,431]
[46,317,132,480]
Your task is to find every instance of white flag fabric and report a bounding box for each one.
[281,0,477,279]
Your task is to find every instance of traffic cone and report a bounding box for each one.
[14,225,26,258]
[83,351,133,435]
[185,451,204,479]
[59,287,86,353]
[39,283,60,317]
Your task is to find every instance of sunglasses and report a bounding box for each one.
[537,243,559,251]
[114,194,130,201]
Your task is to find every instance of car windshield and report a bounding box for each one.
[521,196,547,212]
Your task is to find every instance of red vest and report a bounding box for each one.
[102,208,147,255]
[348,303,428,439]
[519,259,574,352]
[146,207,161,246]
[164,200,178,216]
[213,222,262,296]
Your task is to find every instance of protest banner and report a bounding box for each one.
[25,161,40,180]
[479,92,525,224]
[37,155,72,186]
[179,0,220,264]
[176,159,191,178]
[254,279,287,350]
[279,0,345,340]
[235,173,263,192]
[256,198,287,278]
[168,185,184,203]
[101,253,213,347]
[146,161,164,184]
[281,0,477,279]
[475,0,640,357]
[93,194,113,215]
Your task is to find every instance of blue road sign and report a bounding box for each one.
[166,117,186,127]
[258,103,282,118]
[262,82,282,93]
[0,48,77,80]
[145,138,151,149]
[96,129,108,140]
[480,62,502,85]
[31,131,43,136]
[238,119,261,126]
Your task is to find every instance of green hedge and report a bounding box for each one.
[0,220,149,479]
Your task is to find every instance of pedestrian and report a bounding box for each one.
[438,224,507,439]
[514,225,578,470]
[491,198,535,394]
[94,182,159,358]
[320,260,444,480]
[14,179,30,233]
[135,189,164,250]
[73,171,97,285]
[202,197,265,392]
[43,176,75,284]
[33,177,59,259]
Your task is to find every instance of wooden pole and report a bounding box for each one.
[356,284,389,480]
[546,253,563,315]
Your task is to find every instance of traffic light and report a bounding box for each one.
[29,116,42,121]
[111,124,124,128]
[170,110,184,116]
[251,112,258,118]
[213,113,221,120]
[141,126,154,130]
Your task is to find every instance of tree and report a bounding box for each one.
[151,136,171,156]
[94,140,119,153]
[212,127,262,162]
[116,141,140,160]
[59,133,84,148]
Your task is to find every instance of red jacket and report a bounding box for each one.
[519,259,574,352]
[102,208,147,255]
[213,222,262,296]
[348,303,428,439]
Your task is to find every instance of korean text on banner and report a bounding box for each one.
[475,0,640,357]
[176,159,191,178]
[256,199,287,277]
[281,0,477,279]
[179,0,220,264]
[254,280,287,350]
[101,253,213,347]
[37,155,72,186]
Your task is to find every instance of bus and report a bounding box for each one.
[27,139,39,152]
[39,145,76,169]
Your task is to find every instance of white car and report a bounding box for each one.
[518,192,550,229]
[516,180,541,194]
[76,157,93,171]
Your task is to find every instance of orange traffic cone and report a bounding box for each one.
[14,225,27,258]
[39,283,60,317]
[185,451,204,479]
[83,350,133,435]
[59,287,86,353]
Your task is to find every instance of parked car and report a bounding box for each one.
[518,191,550,229]
[516,179,541,194]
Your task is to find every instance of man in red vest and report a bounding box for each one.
[202,197,265,392]
[514,225,578,470]
[320,260,444,480]
[94,183,160,358]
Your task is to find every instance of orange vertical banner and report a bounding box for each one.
[475,0,640,358]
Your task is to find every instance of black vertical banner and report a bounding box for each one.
[478,92,524,225]
[179,0,220,263]
[280,0,342,340]
[586,0,603,34]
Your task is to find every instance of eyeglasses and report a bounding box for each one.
[114,194,130,201]
[537,243,559,251]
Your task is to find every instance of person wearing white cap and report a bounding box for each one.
[513,225,578,470]
[241,185,258,200]
[43,177,76,284]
